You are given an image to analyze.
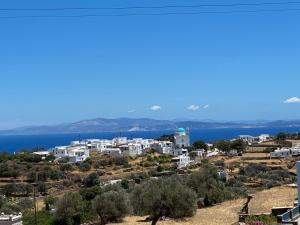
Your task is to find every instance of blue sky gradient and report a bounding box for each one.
[1,0,300,128]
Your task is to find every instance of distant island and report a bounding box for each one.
[1,117,300,135]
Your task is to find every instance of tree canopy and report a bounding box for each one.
[83,172,100,188]
[214,139,246,153]
[54,192,83,225]
[193,140,208,151]
[131,176,197,225]
[92,189,130,225]
[187,164,232,205]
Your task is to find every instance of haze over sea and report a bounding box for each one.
[1,127,300,152]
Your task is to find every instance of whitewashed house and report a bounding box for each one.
[68,147,90,163]
[238,134,270,144]
[102,148,122,156]
[32,151,50,159]
[130,138,154,153]
[51,145,90,163]
[238,135,259,144]
[270,144,300,158]
[82,139,113,152]
[113,137,128,146]
[120,143,143,157]
[52,146,69,158]
[194,149,205,158]
[171,155,191,168]
[151,141,174,154]
[270,148,292,158]
[259,134,270,142]
[170,148,188,157]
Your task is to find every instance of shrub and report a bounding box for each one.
[80,186,102,201]
[193,140,208,151]
[23,210,54,225]
[240,164,270,177]
[245,214,276,225]
[60,164,74,172]
[37,182,47,195]
[78,162,91,171]
[187,164,233,204]
[156,165,163,172]
[83,173,100,188]
[1,183,32,197]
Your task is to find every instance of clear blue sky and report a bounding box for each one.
[1,0,300,129]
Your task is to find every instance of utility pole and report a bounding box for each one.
[33,184,37,225]
[33,172,38,225]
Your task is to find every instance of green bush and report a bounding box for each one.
[23,210,54,225]
[187,164,233,204]
[83,173,100,188]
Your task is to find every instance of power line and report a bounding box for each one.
[1,1,300,11]
[0,8,300,19]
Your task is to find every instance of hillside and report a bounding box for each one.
[1,118,300,135]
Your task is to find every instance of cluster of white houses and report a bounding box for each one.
[270,143,300,158]
[238,134,270,145]
[50,128,194,168]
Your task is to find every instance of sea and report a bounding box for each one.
[1,127,300,152]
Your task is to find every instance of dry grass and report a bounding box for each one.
[112,186,297,225]
[249,186,297,214]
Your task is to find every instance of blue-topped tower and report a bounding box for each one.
[175,127,190,148]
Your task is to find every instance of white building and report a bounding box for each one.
[32,151,50,159]
[270,144,300,158]
[82,139,114,152]
[120,143,143,157]
[194,149,205,158]
[102,148,122,156]
[151,141,174,154]
[130,138,154,152]
[238,135,259,144]
[170,148,188,157]
[259,134,270,142]
[51,145,90,163]
[171,155,191,169]
[113,137,128,146]
[175,128,190,148]
[238,134,270,144]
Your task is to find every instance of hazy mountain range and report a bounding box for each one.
[1,118,300,135]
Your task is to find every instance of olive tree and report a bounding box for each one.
[92,189,130,225]
[54,192,83,225]
[131,176,197,225]
[187,164,232,205]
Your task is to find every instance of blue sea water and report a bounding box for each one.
[0,127,300,152]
